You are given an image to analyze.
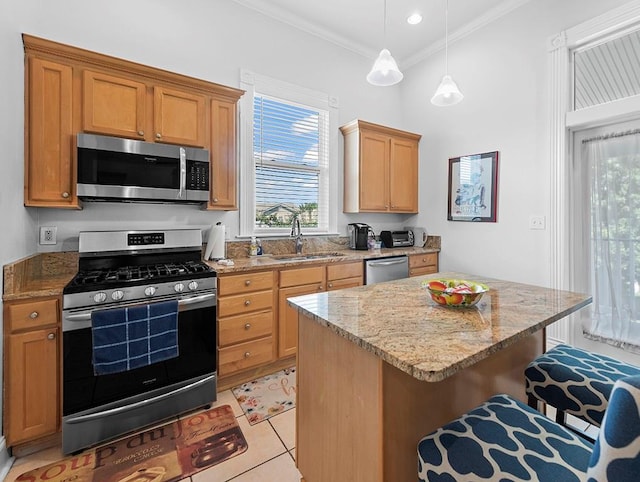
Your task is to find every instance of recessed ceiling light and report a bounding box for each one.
[407,13,423,25]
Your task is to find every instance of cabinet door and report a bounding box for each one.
[359,130,389,211]
[6,327,59,445]
[278,283,324,358]
[389,137,418,213]
[154,87,206,147]
[82,70,146,140]
[209,98,237,209]
[26,57,75,207]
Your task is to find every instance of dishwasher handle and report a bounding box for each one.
[368,258,407,267]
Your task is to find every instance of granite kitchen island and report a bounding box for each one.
[288,272,591,482]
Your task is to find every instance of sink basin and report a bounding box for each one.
[260,252,347,261]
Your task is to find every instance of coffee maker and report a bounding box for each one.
[347,223,372,250]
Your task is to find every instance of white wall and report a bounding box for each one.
[402,0,632,287]
[5,0,412,252]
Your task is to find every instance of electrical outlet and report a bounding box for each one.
[529,216,546,230]
[39,226,57,245]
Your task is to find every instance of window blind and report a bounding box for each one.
[253,93,329,230]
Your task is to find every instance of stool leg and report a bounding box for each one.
[555,409,566,426]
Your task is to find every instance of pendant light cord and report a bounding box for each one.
[445,0,449,74]
[383,0,387,46]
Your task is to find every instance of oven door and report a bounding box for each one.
[61,291,217,454]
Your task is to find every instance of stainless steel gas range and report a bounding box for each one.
[61,229,217,454]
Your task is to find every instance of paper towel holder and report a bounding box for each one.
[205,222,226,260]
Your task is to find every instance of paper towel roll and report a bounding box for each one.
[205,224,226,260]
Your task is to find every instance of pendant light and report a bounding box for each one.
[367,0,403,86]
[431,0,463,106]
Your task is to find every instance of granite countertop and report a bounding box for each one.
[208,246,439,274]
[2,241,440,300]
[287,272,592,383]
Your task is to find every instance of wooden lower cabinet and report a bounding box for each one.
[278,266,326,358]
[4,297,60,446]
[217,271,276,377]
[278,261,364,357]
[409,252,439,277]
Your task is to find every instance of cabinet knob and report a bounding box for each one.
[156,133,162,139]
[244,351,251,358]
[385,205,389,209]
[29,311,39,319]
[244,323,251,330]
[318,285,323,291]
[328,282,333,288]
[138,130,144,136]
[213,198,219,203]
[245,280,251,286]
[61,192,70,199]
[244,300,251,306]
[47,332,56,340]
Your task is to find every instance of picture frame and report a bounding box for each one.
[447,151,499,222]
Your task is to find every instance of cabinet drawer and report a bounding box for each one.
[327,261,363,281]
[218,271,274,296]
[218,337,274,376]
[217,290,273,317]
[409,253,438,269]
[409,266,438,277]
[327,277,362,291]
[219,310,273,347]
[280,266,325,288]
[7,298,59,332]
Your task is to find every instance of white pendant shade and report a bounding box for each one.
[431,74,464,106]
[367,48,403,86]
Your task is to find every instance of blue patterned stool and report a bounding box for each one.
[525,344,640,429]
[417,375,640,482]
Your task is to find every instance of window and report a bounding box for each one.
[239,71,338,237]
[572,122,640,353]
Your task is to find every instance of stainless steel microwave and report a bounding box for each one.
[77,133,210,203]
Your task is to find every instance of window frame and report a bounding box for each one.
[239,70,339,238]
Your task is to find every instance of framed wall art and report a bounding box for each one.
[447,151,499,222]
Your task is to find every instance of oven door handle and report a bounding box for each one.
[64,293,217,322]
[65,374,216,424]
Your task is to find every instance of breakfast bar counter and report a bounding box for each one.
[288,272,591,482]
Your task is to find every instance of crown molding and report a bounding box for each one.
[230,0,378,60]
[232,0,532,68]
[402,0,533,68]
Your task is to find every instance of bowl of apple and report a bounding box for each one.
[422,279,489,308]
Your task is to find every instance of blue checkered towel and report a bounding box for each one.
[91,300,179,376]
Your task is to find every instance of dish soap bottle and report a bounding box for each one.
[256,238,263,255]
[249,237,258,256]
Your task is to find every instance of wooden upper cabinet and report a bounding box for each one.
[153,86,206,147]
[341,120,421,214]
[209,98,238,209]
[25,57,76,208]
[23,34,244,209]
[82,70,146,140]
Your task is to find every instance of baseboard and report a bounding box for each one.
[0,436,15,481]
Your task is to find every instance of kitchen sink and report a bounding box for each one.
[259,252,347,261]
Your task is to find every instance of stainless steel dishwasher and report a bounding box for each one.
[365,255,409,284]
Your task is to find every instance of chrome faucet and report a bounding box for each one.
[290,215,303,254]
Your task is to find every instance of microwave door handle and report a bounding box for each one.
[178,147,186,200]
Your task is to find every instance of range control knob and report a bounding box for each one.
[174,283,185,293]
[144,286,157,297]
[111,290,124,301]
[93,292,107,303]
[188,281,199,291]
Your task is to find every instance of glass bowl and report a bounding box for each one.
[422,279,489,308]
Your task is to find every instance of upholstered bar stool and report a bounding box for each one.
[525,344,640,431]
[417,375,640,482]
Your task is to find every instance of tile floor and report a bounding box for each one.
[4,388,301,482]
[4,396,602,481]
